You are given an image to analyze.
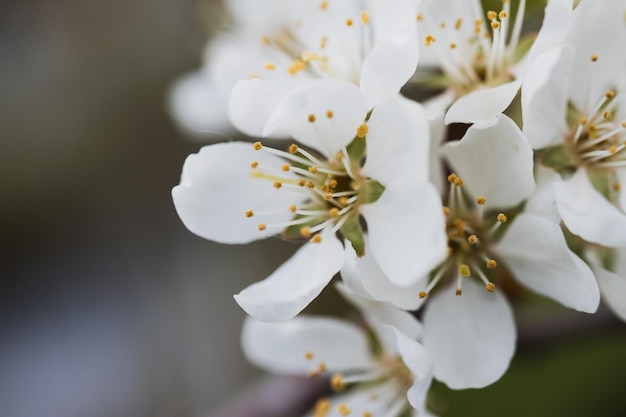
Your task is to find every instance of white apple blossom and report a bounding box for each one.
[340,115,600,389]
[522,0,626,249]
[170,0,419,137]
[242,284,435,417]
[172,80,447,321]
[415,0,573,127]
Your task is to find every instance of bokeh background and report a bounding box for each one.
[1,1,625,416]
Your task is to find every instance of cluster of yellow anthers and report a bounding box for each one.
[567,89,626,173]
[418,173,507,298]
[244,113,369,244]
[255,4,372,78]
[419,0,524,92]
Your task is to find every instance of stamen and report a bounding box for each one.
[245,210,254,218]
[304,351,314,360]
[308,114,317,123]
[326,110,334,118]
[467,235,478,245]
[473,265,496,293]
[345,19,353,27]
[360,11,370,24]
[418,265,449,298]
[264,63,276,70]
[337,404,351,416]
[356,123,368,138]
[458,264,471,277]
[590,54,598,62]
[331,374,345,391]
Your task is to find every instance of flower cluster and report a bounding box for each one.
[170,0,626,415]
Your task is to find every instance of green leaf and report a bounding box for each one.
[340,215,365,257]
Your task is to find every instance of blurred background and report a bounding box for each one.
[0,1,625,416]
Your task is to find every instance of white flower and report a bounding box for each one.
[242,284,435,417]
[522,0,626,249]
[172,80,447,321]
[416,0,572,127]
[341,115,600,389]
[170,0,419,137]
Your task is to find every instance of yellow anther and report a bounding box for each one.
[613,182,622,192]
[320,36,327,49]
[579,117,588,125]
[591,54,598,62]
[456,288,463,296]
[443,206,450,216]
[475,17,483,25]
[459,264,471,277]
[609,145,618,154]
[338,196,349,206]
[487,11,497,20]
[250,161,259,169]
[356,123,368,138]
[274,182,282,189]
[329,179,338,189]
[476,196,486,205]
[258,223,267,231]
[320,1,328,10]
[486,259,497,269]
[288,59,305,75]
[363,412,372,417]
[304,351,314,360]
[604,111,613,120]
[338,403,351,416]
[311,234,323,243]
[486,282,496,292]
[622,121,626,128]
[318,362,327,372]
[245,210,254,218]
[298,179,306,187]
[416,14,423,21]
[326,110,334,118]
[491,21,500,29]
[313,398,331,417]
[329,208,340,217]
[497,213,507,223]
[418,291,427,299]
[253,142,263,150]
[281,163,291,172]
[453,218,465,230]
[289,205,297,213]
[309,165,319,173]
[324,192,333,200]
[447,173,464,186]
[336,152,344,161]
[308,114,317,123]
[450,43,457,49]
[331,374,346,391]
[300,226,312,238]
[346,18,353,26]
[260,35,271,46]
[301,51,316,63]
[307,181,316,188]
[263,63,276,71]
[606,90,615,99]
[439,21,446,28]
[424,34,436,45]
[360,11,370,24]
[467,235,478,245]
[455,18,463,30]
[499,10,507,19]
[289,144,299,154]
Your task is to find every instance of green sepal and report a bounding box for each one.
[588,169,612,199]
[360,179,386,204]
[340,215,365,257]
[346,135,367,164]
[540,145,575,171]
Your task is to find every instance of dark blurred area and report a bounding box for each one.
[0,1,296,416]
[1,1,626,417]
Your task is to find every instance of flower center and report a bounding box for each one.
[419,174,508,298]
[253,5,375,83]
[418,0,527,95]
[244,113,383,251]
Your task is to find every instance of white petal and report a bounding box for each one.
[521,45,574,149]
[525,0,574,63]
[168,70,232,135]
[494,213,600,313]
[441,114,535,210]
[341,239,427,311]
[335,282,423,351]
[423,280,516,389]
[229,79,283,138]
[360,28,418,108]
[172,142,304,244]
[566,0,626,111]
[264,80,368,159]
[590,254,626,321]
[234,231,344,321]
[362,95,430,183]
[428,112,447,195]
[444,80,522,127]
[362,178,448,287]
[616,169,626,213]
[524,165,562,223]
[388,326,433,412]
[241,316,374,374]
[554,169,626,248]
